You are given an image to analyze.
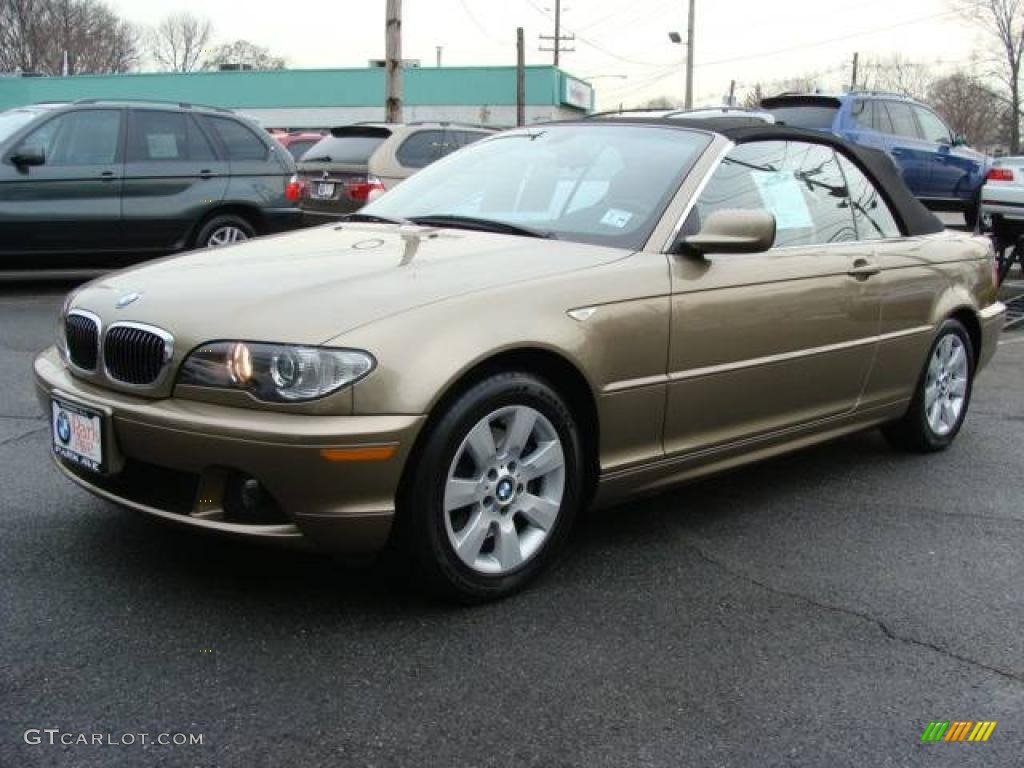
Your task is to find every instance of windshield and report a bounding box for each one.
[0,108,48,143]
[363,124,711,250]
[300,130,391,165]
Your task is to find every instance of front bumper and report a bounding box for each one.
[34,346,425,554]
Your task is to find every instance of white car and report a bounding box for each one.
[980,157,1024,282]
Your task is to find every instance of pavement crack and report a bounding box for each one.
[685,541,1024,685]
[0,426,48,447]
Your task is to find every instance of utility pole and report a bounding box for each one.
[539,0,574,66]
[727,79,735,107]
[516,27,526,127]
[684,0,695,109]
[385,0,402,123]
[436,45,443,67]
[850,51,859,92]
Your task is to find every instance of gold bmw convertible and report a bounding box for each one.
[35,118,1006,600]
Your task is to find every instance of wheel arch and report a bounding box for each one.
[398,346,601,506]
[948,307,982,363]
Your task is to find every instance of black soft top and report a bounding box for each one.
[581,117,946,237]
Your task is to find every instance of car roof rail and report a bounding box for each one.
[584,107,681,119]
[846,89,912,100]
[71,98,235,114]
[403,120,497,130]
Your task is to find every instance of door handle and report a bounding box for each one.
[848,259,880,279]
[199,169,218,179]
[100,170,116,180]
[891,148,904,155]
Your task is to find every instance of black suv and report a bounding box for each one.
[0,100,301,270]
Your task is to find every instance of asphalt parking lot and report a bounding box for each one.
[2,281,1022,768]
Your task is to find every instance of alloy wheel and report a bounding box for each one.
[206,226,249,247]
[925,334,969,437]
[443,405,566,575]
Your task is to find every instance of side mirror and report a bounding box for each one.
[681,209,776,256]
[10,146,45,167]
[952,134,968,147]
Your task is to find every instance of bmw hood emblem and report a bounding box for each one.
[116,292,142,309]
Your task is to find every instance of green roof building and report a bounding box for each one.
[0,66,595,128]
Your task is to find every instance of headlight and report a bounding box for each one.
[178,342,375,402]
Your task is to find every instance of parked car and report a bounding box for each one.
[37,118,1005,601]
[271,130,325,161]
[294,122,495,223]
[0,100,301,270]
[761,92,990,226]
[980,156,1024,282]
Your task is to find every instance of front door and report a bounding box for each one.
[0,108,124,264]
[664,140,882,456]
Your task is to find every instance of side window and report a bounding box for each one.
[186,116,217,161]
[871,101,894,134]
[885,102,921,140]
[836,154,902,240]
[850,99,872,130]
[396,130,449,169]
[204,116,268,161]
[692,140,856,248]
[18,109,121,166]
[913,107,952,145]
[454,130,490,148]
[128,111,186,162]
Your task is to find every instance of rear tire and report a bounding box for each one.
[194,214,256,249]
[396,372,584,603]
[882,318,974,453]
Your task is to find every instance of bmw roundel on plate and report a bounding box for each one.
[35,118,1006,601]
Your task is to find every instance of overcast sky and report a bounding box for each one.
[109,0,984,108]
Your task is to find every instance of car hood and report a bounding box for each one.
[73,224,630,346]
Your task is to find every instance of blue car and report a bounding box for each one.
[762,92,990,226]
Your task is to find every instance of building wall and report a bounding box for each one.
[0,66,594,128]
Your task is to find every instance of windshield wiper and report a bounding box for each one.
[303,155,332,162]
[408,214,554,239]
[338,212,413,226]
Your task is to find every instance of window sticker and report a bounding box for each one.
[600,208,633,228]
[147,133,179,160]
[752,171,812,230]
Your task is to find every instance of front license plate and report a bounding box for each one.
[315,182,335,198]
[51,398,104,474]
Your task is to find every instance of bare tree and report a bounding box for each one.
[740,83,766,109]
[956,0,1024,153]
[203,40,285,71]
[929,71,1006,148]
[148,12,212,72]
[0,0,139,74]
[857,54,934,100]
[637,96,676,110]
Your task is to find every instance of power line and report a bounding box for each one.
[458,0,515,46]
[695,9,960,69]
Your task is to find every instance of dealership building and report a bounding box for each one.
[0,65,594,128]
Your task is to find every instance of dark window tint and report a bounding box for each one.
[204,116,268,161]
[18,109,121,166]
[884,102,921,139]
[694,140,857,248]
[870,100,894,134]
[850,99,872,130]
[396,130,457,168]
[300,134,388,164]
[127,111,216,162]
[453,130,490,148]
[285,139,317,160]
[913,107,952,144]
[764,106,838,130]
[836,154,901,239]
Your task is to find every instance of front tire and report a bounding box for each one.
[398,372,584,602]
[882,318,974,452]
